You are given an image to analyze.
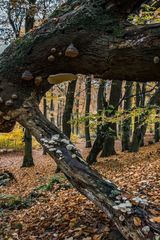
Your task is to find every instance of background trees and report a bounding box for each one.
[0,0,160,239]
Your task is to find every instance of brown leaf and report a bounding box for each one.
[133,217,142,226]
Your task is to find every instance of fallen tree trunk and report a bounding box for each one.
[17,97,160,240]
[0,0,160,239]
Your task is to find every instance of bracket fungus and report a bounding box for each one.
[11,94,18,100]
[51,48,56,54]
[5,100,14,106]
[65,43,79,58]
[48,55,55,62]
[35,76,43,86]
[47,73,77,84]
[153,56,159,64]
[22,70,34,81]
[58,52,62,56]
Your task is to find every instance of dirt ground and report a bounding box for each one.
[0,139,159,240]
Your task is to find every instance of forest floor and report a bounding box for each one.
[0,139,159,240]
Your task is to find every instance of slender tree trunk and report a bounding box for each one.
[130,83,147,152]
[87,81,122,164]
[85,76,92,148]
[140,83,147,147]
[154,84,160,142]
[97,80,105,134]
[56,80,77,173]
[100,81,122,157]
[86,80,105,164]
[50,88,54,123]
[75,82,81,136]
[21,128,34,167]
[71,114,75,134]
[63,80,77,139]
[57,100,61,129]
[155,121,160,142]
[25,0,36,33]
[43,94,47,155]
[130,83,141,152]
[22,0,37,167]
[122,82,133,151]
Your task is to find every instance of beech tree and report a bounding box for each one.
[0,0,160,239]
[86,80,122,164]
[85,76,92,148]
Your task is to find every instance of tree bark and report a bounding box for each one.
[22,0,37,167]
[100,80,122,157]
[139,83,147,147]
[62,80,77,139]
[56,79,77,173]
[21,128,34,167]
[154,84,160,142]
[130,84,160,152]
[130,83,142,152]
[43,94,47,155]
[0,1,160,239]
[75,81,81,136]
[25,0,37,33]
[122,81,133,151]
[85,76,92,148]
[87,80,122,164]
[97,80,106,134]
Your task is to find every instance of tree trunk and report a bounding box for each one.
[100,81,122,157]
[25,0,36,33]
[154,84,160,142]
[21,128,34,167]
[130,83,147,152]
[122,81,133,151]
[50,88,55,123]
[131,83,143,152]
[97,80,106,134]
[154,121,160,142]
[87,80,122,163]
[17,97,160,240]
[86,80,106,164]
[0,0,160,239]
[22,0,37,167]
[75,81,81,136]
[43,94,47,155]
[130,83,160,152]
[85,76,92,148]
[63,80,77,139]
[56,79,77,173]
